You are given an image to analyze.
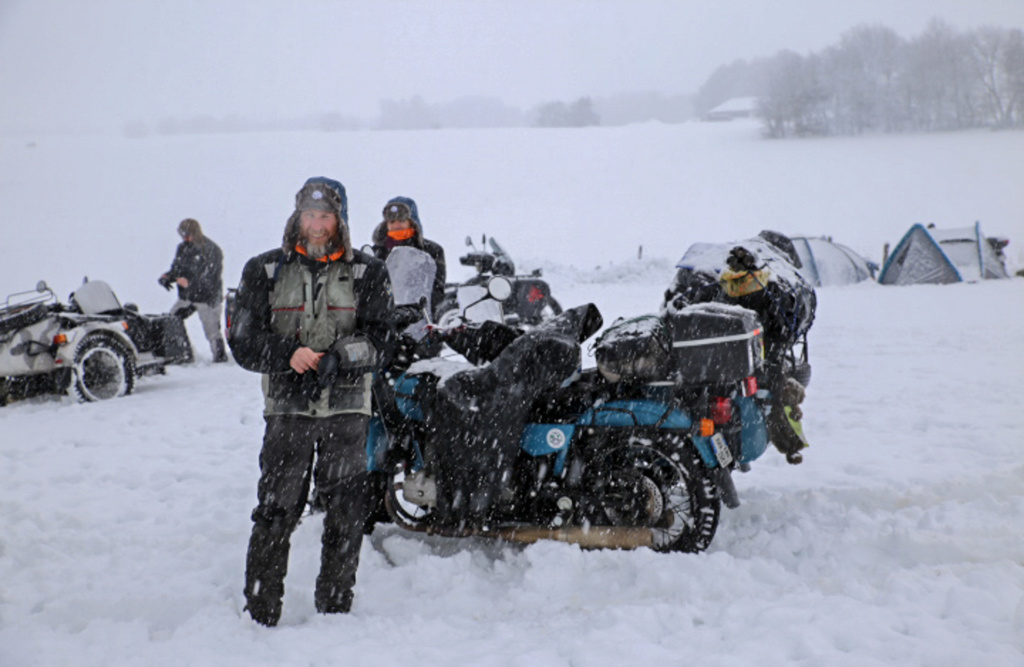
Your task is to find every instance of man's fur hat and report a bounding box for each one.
[282,177,352,260]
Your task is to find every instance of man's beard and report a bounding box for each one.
[302,233,342,259]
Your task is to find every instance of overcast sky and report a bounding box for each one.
[2,0,1023,135]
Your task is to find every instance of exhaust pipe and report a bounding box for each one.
[494,525,655,550]
[388,490,663,549]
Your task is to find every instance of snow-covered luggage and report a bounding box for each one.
[594,314,670,383]
[665,233,816,369]
[666,303,763,384]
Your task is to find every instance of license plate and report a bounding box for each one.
[711,432,733,467]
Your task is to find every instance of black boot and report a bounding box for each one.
[314,583,354,614]
[244,578,284,627]
[244,510,292,626]
[314,476,367,614]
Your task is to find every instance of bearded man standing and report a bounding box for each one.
[228,177,394,626]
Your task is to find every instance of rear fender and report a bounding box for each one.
[735,395,769,463]
[690,435,722,468]
[691,397,770,468]
[54,323,139,364]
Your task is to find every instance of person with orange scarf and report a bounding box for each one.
[370,196,447,320]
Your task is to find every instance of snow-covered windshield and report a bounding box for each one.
[72,280,122,315]
[386,246,437,308]
[488,237,510,259]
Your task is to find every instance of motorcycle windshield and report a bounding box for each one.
[73,281,122,315]
[488,237,509,258]
[387,247,437,309]
[386,247,437,338]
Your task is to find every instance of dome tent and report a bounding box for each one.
[790,236,877,287]
[878,222,1009,286]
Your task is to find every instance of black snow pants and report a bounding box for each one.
[244,413,369,622]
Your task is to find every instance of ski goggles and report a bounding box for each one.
[383,201,412,222]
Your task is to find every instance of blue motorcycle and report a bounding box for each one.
[366,278,787,554]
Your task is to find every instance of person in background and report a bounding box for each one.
[370,196,446,320]
[159,218,228,362]
[228,177,394,626]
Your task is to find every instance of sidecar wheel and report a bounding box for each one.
[593,434,720,553]
[72,335,136,402]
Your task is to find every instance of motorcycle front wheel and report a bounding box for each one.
[589,432,721,553]
[383,461,436,532]
[434,298,462,330]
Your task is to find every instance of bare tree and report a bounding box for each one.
[822,24,906,134]
[533,97,600,127]
[903,19,978,130]
[759,51,829,137]
[567,97,600,127]
[723,19,1024,137]
[376,96,440,130]
[969,27,1024,127]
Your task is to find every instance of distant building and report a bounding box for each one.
[702,97,759,121]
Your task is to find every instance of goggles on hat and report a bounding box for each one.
[297,183,343,212]
[383,202,412,222]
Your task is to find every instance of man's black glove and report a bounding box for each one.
[158,275,173,290]
[392,304,424,329]
[317,348,341,393]
[390,334,418,373]
[301,369,320,403]
[300,349,342,403]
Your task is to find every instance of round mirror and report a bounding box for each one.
[487,276,513,301]
[35,280,49,293]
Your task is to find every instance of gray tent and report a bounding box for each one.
[878,222,1009,286]
[790,236,877,287]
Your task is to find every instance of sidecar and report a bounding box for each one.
[0,280,193,405]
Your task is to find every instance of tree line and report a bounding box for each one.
[696,20,1024,138]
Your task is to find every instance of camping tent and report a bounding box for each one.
[877,222,1009,286]
[790,236,877,287]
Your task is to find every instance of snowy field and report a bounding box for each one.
[1,121,1023,666]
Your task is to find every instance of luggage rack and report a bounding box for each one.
[3,281,57,313]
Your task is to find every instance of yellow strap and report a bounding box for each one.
[784,406,809,448]
[720,269,769,297]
